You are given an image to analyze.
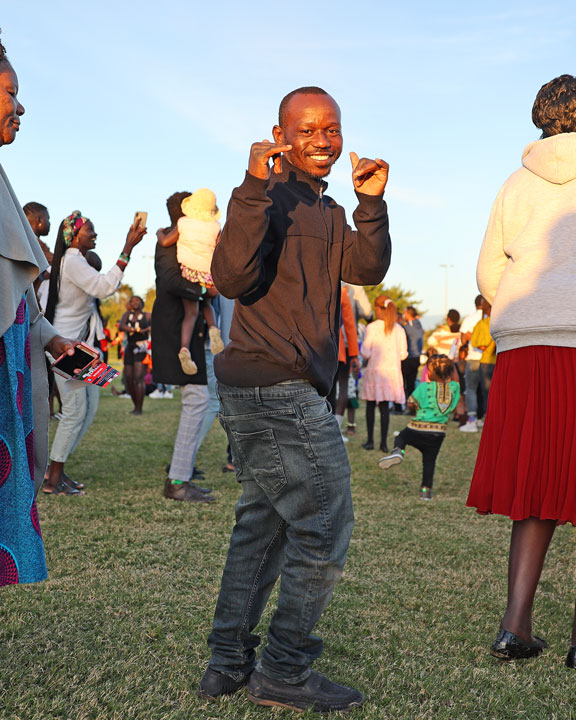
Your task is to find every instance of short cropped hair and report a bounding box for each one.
[166,191,192,226]
[427,354,453,382]
[532,75,576,137]
[405,306,417,318]
[447,309,460,324]
[0,30,7,62]
[474,294,483,308]
[278,86,329,127]
[23,202,48,218]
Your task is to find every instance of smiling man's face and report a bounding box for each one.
[273,93,342,179]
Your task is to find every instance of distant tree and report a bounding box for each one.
[362,283,425,318]
[100,283,134,337]
[143,287,156,312]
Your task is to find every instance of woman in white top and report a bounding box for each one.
[43,211,145,494]
[360,295,408,452]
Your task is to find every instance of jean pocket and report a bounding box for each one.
[219,413,243,478]
[299,397,332,423]
[231,427,287,494]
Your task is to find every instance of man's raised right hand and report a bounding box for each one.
[248,139,292,180]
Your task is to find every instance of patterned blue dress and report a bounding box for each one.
[0,296,47,586]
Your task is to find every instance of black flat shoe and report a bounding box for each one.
[490,629,547,660]
[361,441,374,450]
[566,646,576,668]
[198,667,250,699]
[190,482,212,494]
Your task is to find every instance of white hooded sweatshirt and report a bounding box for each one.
[477,132,576,352]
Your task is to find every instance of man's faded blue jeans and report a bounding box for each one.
[207,380,354,683]
[465,360,481,416]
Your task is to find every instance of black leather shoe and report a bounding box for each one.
[192,466,205,479]
[361,441,374,450]
[197,667,249,699]
[490,629,547,660]
[190,482,212,494]
[566,646,576,668]
[246,669,364,713]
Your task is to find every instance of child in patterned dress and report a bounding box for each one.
[377,354,460,499]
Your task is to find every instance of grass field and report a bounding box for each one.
[2,389,576,720]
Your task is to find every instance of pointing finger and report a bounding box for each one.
[349,151,359,169]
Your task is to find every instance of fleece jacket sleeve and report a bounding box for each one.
[211,172,273,299]
[341,192,391,286]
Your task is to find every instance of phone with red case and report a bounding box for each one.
[50,342,99,380]
[51,342,119,388]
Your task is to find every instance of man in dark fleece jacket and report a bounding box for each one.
[198,87,391,713]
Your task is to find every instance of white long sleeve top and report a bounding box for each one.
[52,248,123,341]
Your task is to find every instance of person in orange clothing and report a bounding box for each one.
[327,287,360,433]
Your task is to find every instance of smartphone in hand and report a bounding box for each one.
[51,342,120,387]
[134,211,148,229]
[51,342,99,380]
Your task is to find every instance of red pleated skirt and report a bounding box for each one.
[467,346,576,526]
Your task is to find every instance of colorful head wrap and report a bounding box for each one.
[62,210,88,247]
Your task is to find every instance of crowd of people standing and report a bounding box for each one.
[3,24,576,712]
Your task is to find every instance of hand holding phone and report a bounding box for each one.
[122,213,148,257]
[134,211,148,229]
[50,342,100,380]
[51,342,119,388]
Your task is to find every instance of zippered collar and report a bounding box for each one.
[278,159,329,199]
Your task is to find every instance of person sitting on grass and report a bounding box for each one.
[156,189,224,375]
[378,353,460,500]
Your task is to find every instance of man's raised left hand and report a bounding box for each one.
[350,152,389,196]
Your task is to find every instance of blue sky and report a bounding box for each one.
[2,2,575,325]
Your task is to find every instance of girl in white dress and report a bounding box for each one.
[360,295,408,451]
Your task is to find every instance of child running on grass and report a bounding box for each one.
[378,353,460,500]
[156,189,224,375]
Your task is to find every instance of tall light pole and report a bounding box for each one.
[439,264,454,316]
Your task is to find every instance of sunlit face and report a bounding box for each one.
[0,61,24,147]
[129,296,143,312]
[273,93,342,179]
[73,220,97,256]
[33,209,51,237]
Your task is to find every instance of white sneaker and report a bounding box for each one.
[149,389,164,399]
[459,419,478,433]
[477,418,484,428]
[118,393,131,399]
[378,448,404,470]
[162,391,174,399]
